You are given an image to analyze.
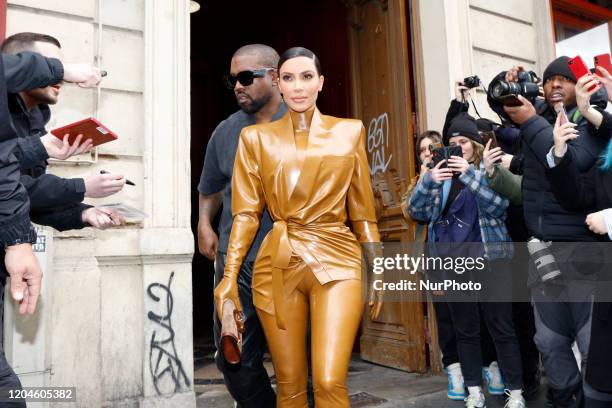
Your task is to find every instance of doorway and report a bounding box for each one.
[190,0,427,380]
[189,0,352,351]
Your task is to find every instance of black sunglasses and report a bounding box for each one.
[223,68,274,90]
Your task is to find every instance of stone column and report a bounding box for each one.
[140,0,194,406]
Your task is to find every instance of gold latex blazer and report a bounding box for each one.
[224,108,381,329]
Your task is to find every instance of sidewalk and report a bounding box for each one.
[195,349,549,407]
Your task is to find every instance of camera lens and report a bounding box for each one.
[522,82,540,98]
[491,82,506,98]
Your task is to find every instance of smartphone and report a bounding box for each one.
[430,145,463,168]
[567,56,591,82]
[594,53,612,75]
[553,102,569,125]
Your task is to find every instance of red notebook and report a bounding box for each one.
[51,117,118,147]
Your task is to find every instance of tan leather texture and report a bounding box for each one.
[224,108,380,329]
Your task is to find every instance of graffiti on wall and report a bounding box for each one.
[367,112,392,175]
[147,272,190,396]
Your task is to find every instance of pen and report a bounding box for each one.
[100,170,135,186]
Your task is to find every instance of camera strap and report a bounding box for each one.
[467,84,490,119]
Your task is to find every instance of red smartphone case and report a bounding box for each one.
[567,56,591,81]
[594,53,612,75]
[50,117,118,147]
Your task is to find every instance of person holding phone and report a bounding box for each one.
[545,106,612,407]
[572,67,612,135]
[408,114,525,408]
[403,130,510,402]
[492,55,609,406]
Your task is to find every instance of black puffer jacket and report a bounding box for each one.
[9,93,89,231]
[520,99,608,241]
[0,52,63,248]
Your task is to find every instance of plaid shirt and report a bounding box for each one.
[407,163,513,260]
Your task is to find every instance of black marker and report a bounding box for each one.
[100,170,135,186]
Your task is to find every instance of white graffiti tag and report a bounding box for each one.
[367,112,392,175]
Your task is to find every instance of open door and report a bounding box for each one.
[346,0,427,373]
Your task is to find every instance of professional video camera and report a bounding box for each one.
[487,70,540,106]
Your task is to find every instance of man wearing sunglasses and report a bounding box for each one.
[197,44,285,408]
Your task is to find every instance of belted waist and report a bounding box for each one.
[269,219,345,329]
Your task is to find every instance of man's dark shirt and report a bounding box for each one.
[198,103,287,261]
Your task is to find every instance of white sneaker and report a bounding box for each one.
[482,361,505,395]
[465,390,486,408]
[446,363,466,400]
[504,389,526,408]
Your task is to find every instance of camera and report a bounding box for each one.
[463,75,481,89]
[428,144,463,169]
[527,237,562,282]
[488,70,540,106]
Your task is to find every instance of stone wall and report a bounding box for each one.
[416,0,556,131]
[5,1,194,406]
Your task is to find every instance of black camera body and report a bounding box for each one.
[488,70,540,106]
[428,145,463,169]
[463,75,481,89]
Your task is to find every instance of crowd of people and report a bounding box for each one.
[2,28,611,408]
[198,43,612,408]
[405,56,612,408]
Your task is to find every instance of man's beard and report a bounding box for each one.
[237,92,271,114]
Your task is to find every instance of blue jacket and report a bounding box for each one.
[407,163,513,259]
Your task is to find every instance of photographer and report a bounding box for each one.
[490,56,610,407]
[545,70,612,407]
[408,114,525,408]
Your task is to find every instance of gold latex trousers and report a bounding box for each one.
[256,257,362,408]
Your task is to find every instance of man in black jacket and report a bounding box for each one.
[0,50,101,402]
[495,56,609,407]
[2,32,126,232]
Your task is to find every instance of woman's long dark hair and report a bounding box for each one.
[278,47,322,75]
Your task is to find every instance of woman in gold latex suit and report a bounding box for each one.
[215,47,381,407]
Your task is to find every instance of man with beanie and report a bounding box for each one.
[489,56,609,407]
